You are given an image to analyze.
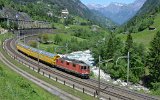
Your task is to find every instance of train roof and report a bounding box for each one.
[60,57,89,67]
[18,43,59,58]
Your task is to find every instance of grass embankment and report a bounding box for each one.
[118,13,160,49]
[0,33,96,100]
[0,33,60,100]
[0,61,59,100]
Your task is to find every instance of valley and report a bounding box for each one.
[1,0,160,99]
[87,0,146,25]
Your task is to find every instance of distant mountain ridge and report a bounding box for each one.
[87,0,146,25]
[117,0,160,33]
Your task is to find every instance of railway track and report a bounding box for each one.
[0,44,80,100]
[4,35,160,100]
[89,78,159,100]
[7,37,129,100]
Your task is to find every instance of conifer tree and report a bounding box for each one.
[124,33,133,53]
[106,35,114,59]
[148,31,160,83]
[124,33,145,83]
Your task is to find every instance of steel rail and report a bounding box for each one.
[4,35,160,100]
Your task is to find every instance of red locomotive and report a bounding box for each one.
[56,57,90,78]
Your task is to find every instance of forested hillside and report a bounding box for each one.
[111,0,160,96]
[117,0,160,33]
[0,0,115,28]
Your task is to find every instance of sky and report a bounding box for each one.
[80,0,135,5]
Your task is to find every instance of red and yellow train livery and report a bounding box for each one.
[16,43,90,78]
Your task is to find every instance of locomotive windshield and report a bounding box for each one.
[81,66,89,70]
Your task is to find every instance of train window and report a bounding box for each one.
[81,66,87,70]
[61,60,63,63]
[73,64,76,67]
[81,66,83,69]
[66,62,69,65]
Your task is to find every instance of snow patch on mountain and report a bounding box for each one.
[87,3,108,10]
[111,2,125,7]
[87,0,146,25]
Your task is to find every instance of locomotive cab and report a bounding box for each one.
[56,57,90,79]
[81,65,90,79]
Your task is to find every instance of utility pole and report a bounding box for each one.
[23,35,26,44]
[116,52,130,85]
[37,39,41,73]
[97,56,113,99]
[65,43,68,54]
[127,52,130,85]
[7,15,10,28]
[16,14,19,30]
[54,43,69,54]
[98,55,101,99]
[37,41,40,65]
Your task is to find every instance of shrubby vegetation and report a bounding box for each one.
[38,24,109,54]
[28,40,37,48]
[38,34,49,44]
[54,34,63,45]
[0,21,18,30]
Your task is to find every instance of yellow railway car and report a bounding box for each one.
[16,43,60,65]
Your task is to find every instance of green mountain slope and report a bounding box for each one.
[90,9,116,28]
[118,13,160,49]
[0,0,115,27]
[117,0,160,33]
[137,0,160,14]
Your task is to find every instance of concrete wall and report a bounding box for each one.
[13,28,54,36]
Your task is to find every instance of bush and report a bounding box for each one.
[28,40,37,48]
[51,23,54,28]
[38,34,49,44]
[89,71,94,77]
[152,82,160,90]
[0,22,8,29]
[42,34,49,43]
[151,82,160,95]
[54,34,62,45]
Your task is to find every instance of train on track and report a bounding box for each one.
[16,43,90,78]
